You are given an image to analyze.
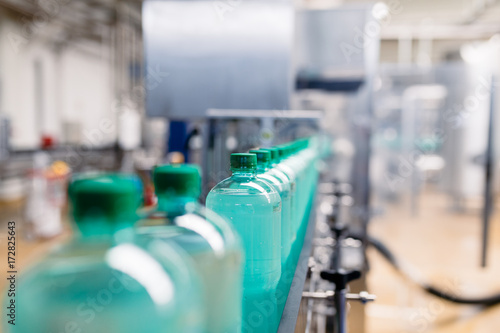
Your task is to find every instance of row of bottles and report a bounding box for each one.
[5,136,320,333]
[206,137,320,332]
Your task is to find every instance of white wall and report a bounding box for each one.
[0,10,115,149]
[60,43,115,148]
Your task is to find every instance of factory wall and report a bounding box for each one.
[0,9,115,150]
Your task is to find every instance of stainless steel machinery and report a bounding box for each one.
[143,0,293,118]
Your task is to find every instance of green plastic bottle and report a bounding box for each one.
[9,174,204,333]
[301,137,319,208]
[206,153,281,333]
[249,149,293,319]
[274,145,299,246]
[264,147,296,258]
[287,141,307,229]
[283,139,317,247]
[287,137,319,248]
[249,150,291,274]
[136,164,243,333]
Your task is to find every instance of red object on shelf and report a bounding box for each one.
[41,134,55,149]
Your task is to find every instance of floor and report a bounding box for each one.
[0,201,72,296]
[364,188,500,333]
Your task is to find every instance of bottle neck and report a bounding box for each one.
[75,217,136,244]
[231,168,256,178]
[256,163,270,174]
[157,195,197,214]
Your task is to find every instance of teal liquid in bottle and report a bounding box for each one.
[265,147,296,265]
[301,137,319,210]
[250,149,292,319]
[8,174,204,333]
[274,146,299,252]
[284,139,317,252]
[206,154,281,333]
[136,164,243,333]
[250,150,291,270]
[287,141,308,232]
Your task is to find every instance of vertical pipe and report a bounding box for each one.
[333,289,347,333]
[398,32,412,65]
[481,76,495,267]
[34,60,44,142]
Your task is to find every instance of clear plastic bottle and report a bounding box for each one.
[301,137,320,207]
[274,145,299,246]
[249,149,293,318]
[288,141,308,229]
[249,150,291,273]
[291,137,321,246]
[285,139,317,241]
[206,153,281,333]
[10,174,204,333]
[136,164,243,333]
[264,147,296,254]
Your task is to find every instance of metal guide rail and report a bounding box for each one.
[278,200,317,332]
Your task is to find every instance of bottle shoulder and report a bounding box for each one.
[276,163,296,180]
[262,170,291,191]
[256,173,286,193]
[208,176,280,197]
[138,202,242,253]
[269,168,291,184]
[18,239,200,306]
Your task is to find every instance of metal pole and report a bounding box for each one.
[481,76,495,267]
[333,289,347,333]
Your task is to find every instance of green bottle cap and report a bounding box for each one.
[69,174,142,228]
[264,147,279,163]
[230,153,256,170]
[249,149,271,165]
[153,164,201,198]
[275,145,289,158]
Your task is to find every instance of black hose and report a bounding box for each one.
[349,232,500,306]
[423,285,500,306]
